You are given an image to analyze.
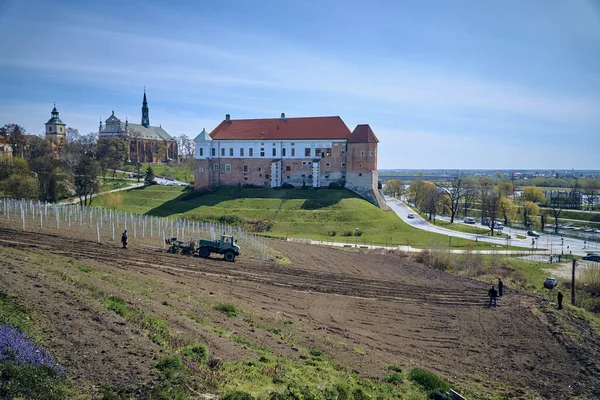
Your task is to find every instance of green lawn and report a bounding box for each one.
[96,186,515,250]
[435,220,490,235]
[122,163,194,184]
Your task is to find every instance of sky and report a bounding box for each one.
[1,0,599,170]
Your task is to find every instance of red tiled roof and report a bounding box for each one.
[348,124,379,143]
[209,116,352,141]
[0,136,10,144]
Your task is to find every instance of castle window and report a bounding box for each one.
[49,126,52,132]
[259,174,262,177]
[305,148,311,157]
[244,177,248,180]
[198,167,204,172]
[265,174,270,179]
[240,148,244,156]
[211,148,216,157]
[291,148,295,157]
[370,151,374,156]
[214,165,219,172]
[59,127,63,132]
[272,148,276,157]
[340,148,345,156]
[229,148,233,156]
[260,148,265,157]
[291,142,295,145]
[257,167,261,171]
[359,173,363,176]
[325,175,329,179]
[249,148,253,157]
[285,166,291,171]
[282,148,286,157]
[341,162,346,167]
[325,162,330,167]
[243,165,248,172]
[287,175,290,179]
[221,148,225,157]
[199,148,204,157]
[225,164,231,172]
[301,174,305,178]
[361,151,364,156]
[326,148,331,156]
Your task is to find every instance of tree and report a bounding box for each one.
[462,180,478,216]
[104,193,123,209]
[583,179,600,211]
[1,174,38,199]
[65,127,81,143]
[497,180,513,199]
[176,134,194,160]
[74,155,100,207]
[436,173,469,223]
[522,186,546,204]
[547,191,571,233]
[0,157,30,181]
[499,197,517,226]
[384,179,403,198]
[0,124,27,158]
[144,165,155,185]
[520,201,540,229]
[155,141,167,163]
[97,137,127,179]
[479,178,501,236]
[422,182,443,223]
[408,179,429,210]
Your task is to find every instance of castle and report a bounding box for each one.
[193,113,383,206]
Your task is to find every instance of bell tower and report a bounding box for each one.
[45,103,66,146]
[141,87,150,128]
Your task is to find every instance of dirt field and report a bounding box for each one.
[0,224,599,399]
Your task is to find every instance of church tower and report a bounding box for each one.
[45,104,66,146]
[141,88,149,128]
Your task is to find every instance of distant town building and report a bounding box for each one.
[193,113,384,206]
[99,89,178,163]
[0,136,12,157]
[45,104,67,151]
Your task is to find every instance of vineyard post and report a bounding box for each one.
[97,222,100,243]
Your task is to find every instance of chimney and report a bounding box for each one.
[225,114,231,123]
[280,112,286,120]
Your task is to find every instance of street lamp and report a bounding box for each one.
[561,237,564,260]
[355,228,359,248]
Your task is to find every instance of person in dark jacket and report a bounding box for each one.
[498,278,504,297]
[488,285,498,308]
[121,229,128,249]
[557,290,563,310]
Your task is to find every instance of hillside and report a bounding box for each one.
[96,186,505,250]
[1,225,599,399]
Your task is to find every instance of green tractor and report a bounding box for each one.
[198,235,240,262]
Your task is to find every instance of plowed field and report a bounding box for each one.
[0,224,599,399]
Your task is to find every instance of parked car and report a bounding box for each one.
[543,277,558,289]
[527,230,540,237]
[582,254,600,262]
[407,213,415,219]
[464,217,475,224]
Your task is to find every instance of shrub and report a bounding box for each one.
[155,355,184,379]
[214,302,237,317]
[180,343,209,363]
[222,391,255,400]
[281,183,294,189]
[408,368,451,394]
[327,231,337,236]
[383,372,403,385]
[267,328,281,336]
[387,365,402,373]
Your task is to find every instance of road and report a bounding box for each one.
[384,196,596,257]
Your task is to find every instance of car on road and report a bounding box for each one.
[582,254,600,262]
[543,277,558,289]
[407,213,415,219]
[464,217,475,224]
[527,230,540,237]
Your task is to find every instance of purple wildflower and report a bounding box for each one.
[0,325,64,374]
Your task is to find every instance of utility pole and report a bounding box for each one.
[571,259,576,305]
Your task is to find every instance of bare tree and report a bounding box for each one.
[583,179,600,211]
[479,178,501,236]
[547,190,571,233]
[0,124,27,158]
[436,173,469,223]
[423,183,443,223]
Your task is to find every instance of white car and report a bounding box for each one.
[407,213,415,219]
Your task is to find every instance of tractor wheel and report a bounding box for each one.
[224,251,236,262]
[199,247,210,258]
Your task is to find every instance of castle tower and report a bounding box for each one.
[345,124,380,206]
[141,88,149,128]
[45,104,66,146]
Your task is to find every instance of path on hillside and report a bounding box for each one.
[0,224,598,399]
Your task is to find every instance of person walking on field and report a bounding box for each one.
[557,290,563,310]
[498,278,504,297]
[488,285,498,308]
[121,229,128,249]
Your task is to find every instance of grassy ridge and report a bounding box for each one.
[97,186,509,249]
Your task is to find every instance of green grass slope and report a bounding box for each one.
[96,186,504,249]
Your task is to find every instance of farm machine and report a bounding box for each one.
[165,235,240,262]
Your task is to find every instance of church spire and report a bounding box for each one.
[141,87,149,128]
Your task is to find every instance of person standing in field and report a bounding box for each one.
[121,229,128,249]
[557,290,563,310]
[488,285,498,308]
[498,278,504,297]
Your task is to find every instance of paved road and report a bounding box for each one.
[384,196,596,257]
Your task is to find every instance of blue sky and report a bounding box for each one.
[1,0,599,169]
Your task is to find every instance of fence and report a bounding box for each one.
[0,198,271,260]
